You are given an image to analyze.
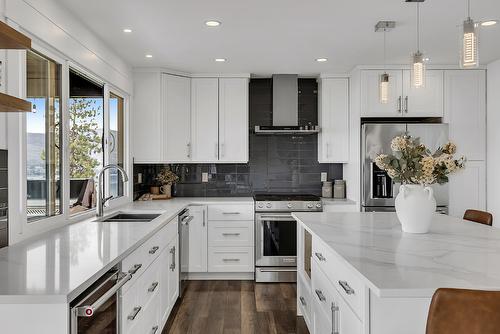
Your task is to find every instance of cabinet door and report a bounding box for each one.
[191,78,219,162]
[188,205,208,272]
[361,70,403,117]
[218,78,249,163]
[132,72,162,162]
[402,70,444,117]
[167,236,179,310]
[159,247,170,326]
[444,70,486,161]
[318,78,349,162]
[449,160,486,218]
[162,74,191,162]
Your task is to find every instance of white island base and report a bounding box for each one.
[293,212,500,334]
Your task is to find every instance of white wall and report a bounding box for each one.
[487,59,500,227]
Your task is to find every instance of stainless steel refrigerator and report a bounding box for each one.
[361,123,449,213]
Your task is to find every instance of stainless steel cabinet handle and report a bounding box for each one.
[221,143,225,158]
[149,246,160,254]
[128,264,142,275]
[222,258,240,262]
[148,282,159,293]
[315,252,326,261]
[222,233,241,236]
[222,212,241,215]
[332,302,340,334]
[326,142,330,158]
[186,143,191,158]
[397,96,402,113]
[181,215,194,225]
[315,289,326,302]
[170,246,176,271]
[404,96,409,113]
[338,280,355,295]
[127,306,142,320]
[151,326,159,334]
[299,296,307,306]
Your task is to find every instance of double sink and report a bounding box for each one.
[95,212,162,223]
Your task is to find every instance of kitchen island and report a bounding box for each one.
[293,212,500,334]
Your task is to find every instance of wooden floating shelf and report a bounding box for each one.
[0,20,31,49]
[0,92,31,112]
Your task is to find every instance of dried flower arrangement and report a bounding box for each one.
[374,135,465,185]
[156,167,179,186]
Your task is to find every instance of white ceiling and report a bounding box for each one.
[54,0,500,75]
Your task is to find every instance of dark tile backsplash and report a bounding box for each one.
[133,78,343,199]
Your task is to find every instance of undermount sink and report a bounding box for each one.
[96,212,162,223]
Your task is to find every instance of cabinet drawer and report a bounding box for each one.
[312,236,365,319]
[208,204,254,221]
[208,220,254,247]
[208,246,254,272]
[297,272,312,328]
[125,282,161,334]
[311,258,336,321]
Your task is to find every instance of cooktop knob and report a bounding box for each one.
[258,202,264,208]
[307,203,313,208]
[287,203,292,208]
[266,203,272,208]
[316,203,322,208]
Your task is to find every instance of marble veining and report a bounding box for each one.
[293,212,500,298]
[0,197,253,304]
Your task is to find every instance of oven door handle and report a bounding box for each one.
[258,268,297,273]
[258,214,294,221]
[75,272,132,317]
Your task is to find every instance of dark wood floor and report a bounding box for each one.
[162,280,309,334]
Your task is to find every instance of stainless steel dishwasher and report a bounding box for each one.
[178,208,193,297]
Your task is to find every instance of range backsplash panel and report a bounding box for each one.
[133,78,342,199]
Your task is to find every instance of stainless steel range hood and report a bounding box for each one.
[254,74,320,135]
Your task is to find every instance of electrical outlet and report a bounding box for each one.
[137,173,143,184]
[202,172,209,183]
[321,172,328,182]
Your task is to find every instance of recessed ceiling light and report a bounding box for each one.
[481,20,498,27]
[316,58,328,62]
[423,57,430,62]
[205,20,221,27]
[145,54,153,58]
[215,58,227,62]
[123,28,132,33]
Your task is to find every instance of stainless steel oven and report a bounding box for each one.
[254,194,322,283]
[70,267,132,334]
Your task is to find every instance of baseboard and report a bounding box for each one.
[187,272,255,280]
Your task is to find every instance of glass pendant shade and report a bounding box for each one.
[411,51,426,88]
[379,73,389,104]
[461,18,479,68]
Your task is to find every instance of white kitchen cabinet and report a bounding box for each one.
[218,78,249,163]
[318,78,349,163]
[444,70,486,161]
[166,236,179,313]
[191,78,219,162]
[361,69,443,118]
[448,160,486,218]
[402,70,444,117]
[162,74,191,162]
[132,71,162,162]
[187,205,208,272]
[361,70,403,117]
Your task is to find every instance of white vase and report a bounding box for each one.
[395,184,436,234]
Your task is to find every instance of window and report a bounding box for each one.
[108,92,125,198]
[26,50,62,221]
[68,69,104,214]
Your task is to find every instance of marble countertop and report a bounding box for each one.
[0,197,253,304]
[320,198,357,205]
[293,212,500,298]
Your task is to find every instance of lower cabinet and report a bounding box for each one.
[187,205,208,272]
[121,218,179,334]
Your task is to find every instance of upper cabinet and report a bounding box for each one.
[132,71,249,163]
[162,74,191,162]
[318,78,350,163]
[218,78,249,163]
[361,69,443,118]
[191,78,219,162]
[444,70,486,161]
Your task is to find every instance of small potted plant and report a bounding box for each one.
[155,167,179,198]
[374,135,465,233]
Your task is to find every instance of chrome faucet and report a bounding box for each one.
[97,164,129,217]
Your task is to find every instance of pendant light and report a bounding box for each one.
[411,3,426,88]
[375,21,395,104]
[461,0,479,68]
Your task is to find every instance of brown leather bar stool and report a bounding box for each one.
[426,288,500,334]
[463,209,493,226]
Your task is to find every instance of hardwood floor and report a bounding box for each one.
[162,280,310,334]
